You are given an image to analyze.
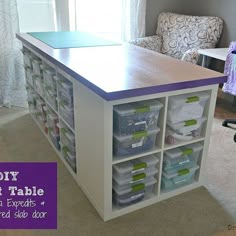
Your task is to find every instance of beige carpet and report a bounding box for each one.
[0,92,236,236]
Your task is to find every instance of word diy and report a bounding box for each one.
[0,172,19,182]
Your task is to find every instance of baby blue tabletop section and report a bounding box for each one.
[28,31,121,49]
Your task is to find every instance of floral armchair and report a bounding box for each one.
[130,12,223,64]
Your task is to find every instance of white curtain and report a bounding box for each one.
[0,0,27,108]
[122,0,146,41]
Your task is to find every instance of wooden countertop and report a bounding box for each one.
[17,33,227,101]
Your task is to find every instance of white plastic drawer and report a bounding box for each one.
[163,143,203,170]
[32,58,42,76]
[167,91,210,123]
[47,112,59,135]
[113,155,159,175]
[62,146,76,172]
[162,164,199,180]
[34,76,44,97]
[161,165,199,191]
[45,89,58,111]
[113,177,157,196]
[113,128,160,157]
[57,78,73,96]
[61,130,75,154]
[43,69,57,92]
[113,99,163,136]
[113,166,158,186]
[59,101,74,128]
[23,51,32,68]
[113,190,145,207]
[165,118,206,145]
[167,117,207,136]
[49,130,60,150]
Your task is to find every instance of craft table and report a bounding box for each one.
[17,32,227,221]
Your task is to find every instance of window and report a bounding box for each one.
[17,0,57,32]
[69,0,123,41]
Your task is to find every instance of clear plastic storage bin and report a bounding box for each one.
[113,177,157,196]
[161,165,199,191]
[38,115,47,134]
[163,143,203,171]
[113,190,145,207]
[167,117,207,136]
[49,129,60,150]
[32,58,42,76]
[113,155,159,175]
[62,146,76,172]
[47,112,59,135]
[34,75,44,97]
[25,68,33,86]
[59,101,74,128]
[165,118,206,145]
[113,166,158,186]
[43,68,57,92]
[57,77,73,96]
[113,128,160,156]
[23,50,32,68]
[35,97,45,111]
[45,88,58,111]
[58,92,73,108]
[61,129,75,153]
[114,99,163,136]
[167,91,210,123]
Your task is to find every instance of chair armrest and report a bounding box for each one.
[181,48,201,64]
[129,35,162,53]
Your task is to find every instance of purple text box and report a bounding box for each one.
[0,162,57,229]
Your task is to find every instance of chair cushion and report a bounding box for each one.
[156,12,223,59]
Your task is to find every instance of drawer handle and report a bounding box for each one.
[135,120,147,127]
[130,173,146,183]
[132,183,145,192]
[131,168,145,174]
[182,148,193,156]
[186,96,199,103]
[130,192,145,200]
[178,168,190,176]
[135,105,150,113]
[132,162,147,171]
[174,178,188,185]
[62,146,70,155]
[132,131,147,140]
[184,119,197,127]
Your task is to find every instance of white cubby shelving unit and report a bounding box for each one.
[22,44,218,221]
[23,45,77,178]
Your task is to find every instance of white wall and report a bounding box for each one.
[17,0,56,32]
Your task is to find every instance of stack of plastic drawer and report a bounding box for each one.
[23,49,32,69]
[43,68,57,111]
[113,155,158,206]
[165,92,209,145]
[161,143,203,191]
[26,86,37,112]
[58,76,74,128]
[23,49,34,86]
[59,121,76,172]
[34,97,47,133]
[46,109,60,150]
[25,67,33,86]
[113,99,163,157]
[32,57,45,97]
